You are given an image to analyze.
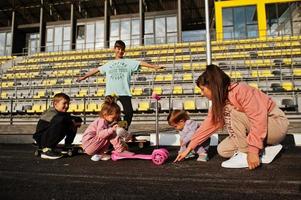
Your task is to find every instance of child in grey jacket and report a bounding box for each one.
[167,110,209,161]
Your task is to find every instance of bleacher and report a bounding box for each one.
[0,35,301,122]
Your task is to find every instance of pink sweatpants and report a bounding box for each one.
[84,134,127,155]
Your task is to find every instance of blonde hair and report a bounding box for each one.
[167,110,190,125]
[99,95,121,117]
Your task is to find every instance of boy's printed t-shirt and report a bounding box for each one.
[98,59,140,96]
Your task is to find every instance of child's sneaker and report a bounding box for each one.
[197,152,209,162]
[41,148,63,160]
[91,154,111,161]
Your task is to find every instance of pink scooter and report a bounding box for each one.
[111,148,169,165]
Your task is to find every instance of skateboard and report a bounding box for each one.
[33,144,84,157]
[111,148,169,165]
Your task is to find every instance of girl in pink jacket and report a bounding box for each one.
[82,96,133,161]
[175,65,289,170]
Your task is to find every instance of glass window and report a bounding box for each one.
[63,26,70,41]
[46,28,53,42]
[222,6,258,40]
[222,8,233,26]
[0,33,5,56]
[54,27,63,51]
[265,2,299,36]
[86,23,95,49]
[110,21,119,37]
[6,32,11,46]
[155,17,166,44]
[131,19,140,35]
[145,19,153,34]
[96,21,104,48]
[145,34,154,45]
[77,25,85,40]
[166,16,177,32]
[121,20,131,45]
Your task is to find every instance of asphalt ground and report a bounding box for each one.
[0,143,300,200]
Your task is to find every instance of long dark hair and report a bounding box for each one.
[196,64,231,124]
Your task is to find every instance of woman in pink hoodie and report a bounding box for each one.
[82,96,133,161]
[174,65,289,170]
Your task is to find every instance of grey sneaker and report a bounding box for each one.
[41,148,63,160]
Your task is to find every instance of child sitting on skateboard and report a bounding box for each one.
[33,93,82,159]
[82,95,133,161]
[167,110,209,162]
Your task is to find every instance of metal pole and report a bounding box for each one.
[139,0,145,46]
[205,0,212,65]
[155,99,159,148]
[177,0,182,42]
[104,0,110,48]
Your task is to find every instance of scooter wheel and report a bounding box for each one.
[67,149,73,156]
[151,148,169,165]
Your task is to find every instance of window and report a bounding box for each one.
[222,6,258,40]
[266,2,301,36]
[155,17,166,44]
[0,32,12,56]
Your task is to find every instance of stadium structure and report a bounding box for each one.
[0,0,300,133]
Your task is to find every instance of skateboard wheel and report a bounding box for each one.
[67,150,73,156]
[78,148,84,154]
[34,150,40,157]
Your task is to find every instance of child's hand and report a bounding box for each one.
[111,124,118,132]
[155,65,165,70]
[247,152,260,170]
[174,148,190,162]
[76,76,86,82]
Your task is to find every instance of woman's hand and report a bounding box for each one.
[247,152,260,170]
[174,148,191,162]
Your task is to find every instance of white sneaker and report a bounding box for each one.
[91,154,111,161]
[260,144,282,164]
[221,151,248,168]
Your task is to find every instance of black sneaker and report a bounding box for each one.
[41,148,63,160]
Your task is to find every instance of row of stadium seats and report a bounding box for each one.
[0,94,297,114]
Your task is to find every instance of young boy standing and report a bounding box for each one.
[33,93,82,159]
[77,40,164,129]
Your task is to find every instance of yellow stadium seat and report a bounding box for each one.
[164,74,173,81]
[184,100,196,110]
[182,63,191,70]
[138,101,150,111]
[95,78,106,84]
[173,86,183,94]
[293,69,301,76]
[68,104,77,113]
[27,104,46,113]
[183,73,193,81]
[194,86,202,94]
[33,91,45,99]
[248,83,259,89]
[64,79,72,85]
[131,88,143,96]
[1,92,8,99]
[75,104,85,112]
[153,87,163,95]
[86,103,100,113]
[155,75,164,82]
[76,90,88,97]
[95,89,105,97]
[0,104,8,113]
[282,82,294,91]
[261,70,274,77]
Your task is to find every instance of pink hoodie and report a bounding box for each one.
[189,82,276,154]
[82,118,116,152]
